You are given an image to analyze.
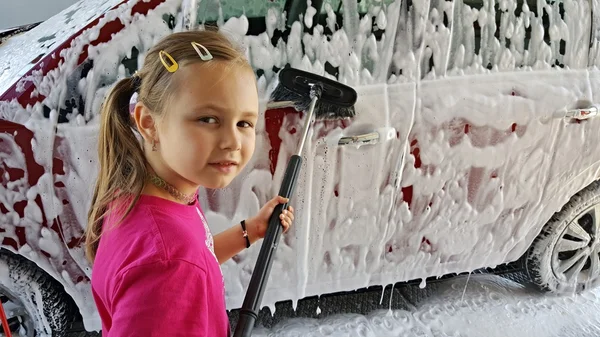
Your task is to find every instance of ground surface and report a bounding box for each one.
[250,273,600,337]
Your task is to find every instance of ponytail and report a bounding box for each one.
[85,76,147,262]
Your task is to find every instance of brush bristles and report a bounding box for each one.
[269,84,356,120]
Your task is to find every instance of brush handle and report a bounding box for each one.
[233,154,303,337]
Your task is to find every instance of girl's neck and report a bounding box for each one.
[143,173,198,205]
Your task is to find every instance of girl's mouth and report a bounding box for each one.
[208,161,238,174]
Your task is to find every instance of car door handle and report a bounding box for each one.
[338,132,380,146]
[563,106,599,120]
[337,128,396,146]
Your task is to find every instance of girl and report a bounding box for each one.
[85,30,295,337]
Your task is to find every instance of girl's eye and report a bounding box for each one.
[199,117,218,124]
[238,121,254,128]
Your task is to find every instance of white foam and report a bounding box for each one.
[1,0,599,331]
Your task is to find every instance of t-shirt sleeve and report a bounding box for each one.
[109,259,210,337]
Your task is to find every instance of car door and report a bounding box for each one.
[388,0,594,285]
[288,0,421,300]
[187,0,415,310]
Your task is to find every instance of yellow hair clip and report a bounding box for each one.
[191,42,213,61]
[159,50,179,73]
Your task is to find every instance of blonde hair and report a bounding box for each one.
[85,29,252,262]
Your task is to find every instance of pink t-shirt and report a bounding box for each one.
[91,195,230,337]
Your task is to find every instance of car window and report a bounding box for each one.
[194,0,396,37]
[320,0,397,14]
[441,0,590,78]
[193,0,400,85]
[195,0,396,23]
[196,0,286,23]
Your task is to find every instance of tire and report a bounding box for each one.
[525,181,600,294]
[0,251,75,337]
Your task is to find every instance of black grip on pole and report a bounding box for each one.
[233,155,303,337]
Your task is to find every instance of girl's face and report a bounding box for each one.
[150,61,259,191]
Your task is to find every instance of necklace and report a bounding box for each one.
[148,174,197,205]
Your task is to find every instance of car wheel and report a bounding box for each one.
[0,251,75,337]
[526,181,600,294]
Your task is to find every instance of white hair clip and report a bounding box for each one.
[191,42,213,61]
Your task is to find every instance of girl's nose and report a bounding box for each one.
[220,125,242,151]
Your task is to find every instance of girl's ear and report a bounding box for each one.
[133,102,158,145]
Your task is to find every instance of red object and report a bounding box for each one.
[0,300,12,337]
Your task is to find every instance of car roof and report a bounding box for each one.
[0,0,121,100]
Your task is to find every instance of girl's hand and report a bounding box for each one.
[248,196,294,241]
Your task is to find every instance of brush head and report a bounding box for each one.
[269,68,357,120]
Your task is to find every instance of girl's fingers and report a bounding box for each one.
[280,211,293,232]
[284,210,293,224]
[280,219,289,232]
